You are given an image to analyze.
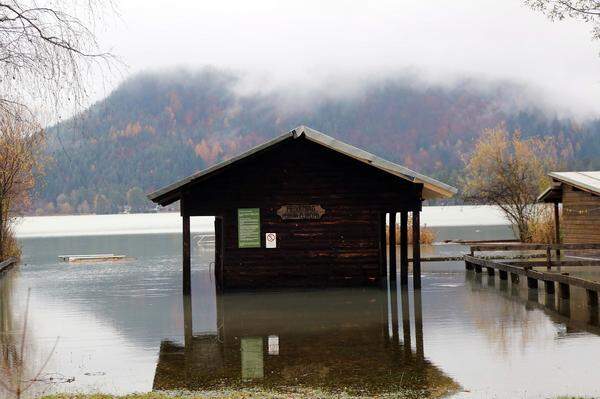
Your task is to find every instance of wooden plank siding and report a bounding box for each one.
[562,186,600,257]
[562,185,600,243]
[183,137,422,289]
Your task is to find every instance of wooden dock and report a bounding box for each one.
[465,243,600,307]
[58,254,128,262]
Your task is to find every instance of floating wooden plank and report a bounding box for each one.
[58,254,127,262]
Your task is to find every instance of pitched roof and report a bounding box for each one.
[538,171,600,202]
[148,125,457,205]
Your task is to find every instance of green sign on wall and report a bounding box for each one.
[238,208,261,248]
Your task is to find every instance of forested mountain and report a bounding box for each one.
[36,68,600,214]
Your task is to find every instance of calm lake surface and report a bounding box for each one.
[2,215,600,398]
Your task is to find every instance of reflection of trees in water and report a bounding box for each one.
[0,274,59,399]
[0,270,20,397]
[464,274,551,356]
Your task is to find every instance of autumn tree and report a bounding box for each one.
[0,110,45,258]
[461,126,567,242]
[0,1,115,259]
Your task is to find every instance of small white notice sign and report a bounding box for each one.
[265,232,276,248]
[268,335,279,355]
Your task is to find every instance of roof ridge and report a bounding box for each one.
[148,125,457,205]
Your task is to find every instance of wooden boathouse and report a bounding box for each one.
[538,171,600,246]
[148,126,456,291]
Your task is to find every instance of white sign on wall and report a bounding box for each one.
[265,232,276,248]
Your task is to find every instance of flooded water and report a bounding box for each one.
[2,218,600,398]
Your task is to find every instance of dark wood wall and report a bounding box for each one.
[183,137,422,289]
[562,185,600,244]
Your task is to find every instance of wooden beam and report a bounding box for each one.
[183,212,191,295]
[389,212,397,282]
[554,202,561,258]
[183,293,193,348]
[413,211,421,289]
[414,288,424,360]
[400,211,409,286]
[379,212,387,280]
[471,243,600,252]
[505,260,600,268]
[465,255,600,293]
[390,282,399,345]
[400,285,411,356]
[214,217,223,292]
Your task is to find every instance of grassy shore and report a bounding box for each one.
[39,386,459,399]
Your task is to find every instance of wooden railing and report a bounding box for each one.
[469,243,600,270]
[470,243,600,252]
[465,243,600,308]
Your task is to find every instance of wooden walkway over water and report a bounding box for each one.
[464,243,600,307]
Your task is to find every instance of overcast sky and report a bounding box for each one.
[92,0,600,117]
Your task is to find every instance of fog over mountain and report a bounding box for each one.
[38,67,600,215]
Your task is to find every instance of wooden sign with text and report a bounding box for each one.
[277,204,325,220]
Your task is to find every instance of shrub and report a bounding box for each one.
[526,205,557,244]
[385,215,436,245]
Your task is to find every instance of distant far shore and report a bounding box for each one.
[13,205,509,239]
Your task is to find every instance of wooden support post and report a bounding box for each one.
[499,270,508,280]
[465,261,474,271]
[414,288,424,360]
[183,293,193,348]
[486,267,495,276]
[182,212,191,296]
[587,290,599,308]
[379,212,387,280]
[214,217,223,292]
[559,282,570,300]
[545,281,555,295]
[412,210,421,289]
[400,284,411,358]
[554,202,561,258]
[389,212,397,282]
[546,246,552,271]
[527,277,538,290]
[510,273,519,284]
[475,264,482,273]
[390,282,399,345]
[400,211,409,286]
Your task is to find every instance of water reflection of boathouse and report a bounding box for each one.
[152,286,459,396]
